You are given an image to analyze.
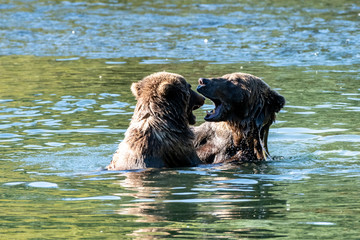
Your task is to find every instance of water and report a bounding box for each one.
[1,0,360,239]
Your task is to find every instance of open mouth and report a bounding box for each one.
[197,78,225,122]
[188,103,203,125]
[188,90,205,125]
[188,111,197,125]
[204,98,224,121]
[192,104,202,111]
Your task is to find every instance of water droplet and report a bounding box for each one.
[286,203,291,211]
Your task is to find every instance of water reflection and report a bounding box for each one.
[110,166,287,238]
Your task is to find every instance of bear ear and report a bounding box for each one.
[268,90,285,113]
[131,82,141,97]
[158,82,179,97]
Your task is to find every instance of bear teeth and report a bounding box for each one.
[206,109,215,115]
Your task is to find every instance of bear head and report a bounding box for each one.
[197,72,285,128]
[131,72,204,125]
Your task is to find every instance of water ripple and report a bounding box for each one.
[62,196,121,201]
[1,1,359,66]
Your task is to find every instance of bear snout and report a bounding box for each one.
[198,78,210,86]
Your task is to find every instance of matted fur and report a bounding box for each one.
[107,72,204,170]
[194,72,285,164]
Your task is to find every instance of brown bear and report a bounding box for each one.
[107,72,205,170]
[193,72,285,164]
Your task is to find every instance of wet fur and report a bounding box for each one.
[107,72,204,170]
[194,72,285,164]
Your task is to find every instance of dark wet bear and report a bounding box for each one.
[107,72,205,170]
[193,72,285,164]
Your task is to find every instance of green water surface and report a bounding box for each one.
[1,0,360,239]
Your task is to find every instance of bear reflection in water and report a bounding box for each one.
[113,167,286,239]
[107,72,205,171]
[194,72,285,164]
